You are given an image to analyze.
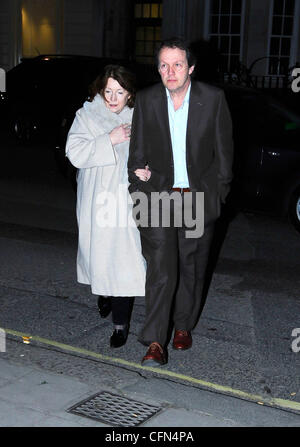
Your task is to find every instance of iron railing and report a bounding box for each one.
[222,72,290,89]
[220,58,299,90]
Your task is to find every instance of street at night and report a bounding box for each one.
[1,0,300,432]
[1,129,300,427]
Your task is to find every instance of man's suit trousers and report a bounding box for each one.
[138,218,214,347]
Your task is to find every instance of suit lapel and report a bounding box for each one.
[152,83,173,154]
[186,81,205,150]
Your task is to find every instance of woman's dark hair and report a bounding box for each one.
[88,64,136,108]
[155,37,196,69]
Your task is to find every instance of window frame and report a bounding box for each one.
[205,0,246,73]
[267,0,299,76]
[134,1,163,64]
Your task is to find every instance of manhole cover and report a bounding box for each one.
[67,391,162,427]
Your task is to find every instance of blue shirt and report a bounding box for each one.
[166,83,191,188]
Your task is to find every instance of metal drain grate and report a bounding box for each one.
[67,391,162,427]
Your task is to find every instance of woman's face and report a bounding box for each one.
[103,77,130,114]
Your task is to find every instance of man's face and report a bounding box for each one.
[158,47,194,93]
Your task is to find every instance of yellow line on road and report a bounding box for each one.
[3,327,300,414]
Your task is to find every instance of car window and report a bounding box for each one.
[7,61,40,97]
[224,90,267,138]
[225,88,300,144]
[265,100,300,133]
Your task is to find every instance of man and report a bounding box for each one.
[128,38,233,366]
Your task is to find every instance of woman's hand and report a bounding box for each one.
[109,124,131,146]
[134,165,151,182]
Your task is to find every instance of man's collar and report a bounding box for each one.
[165,81,191,104]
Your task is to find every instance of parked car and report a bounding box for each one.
[222,84,300,233]
[1,54,159,144]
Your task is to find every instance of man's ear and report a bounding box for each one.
[189,65,195,76]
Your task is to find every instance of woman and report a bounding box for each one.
[66,65,145,348]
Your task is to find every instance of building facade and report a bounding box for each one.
[0,0,299,83]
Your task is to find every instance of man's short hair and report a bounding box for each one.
[155,37,196,68]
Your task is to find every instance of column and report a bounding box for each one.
[161,0,186,40]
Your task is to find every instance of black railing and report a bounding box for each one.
[219,57,300,90]
[221,72,290,89]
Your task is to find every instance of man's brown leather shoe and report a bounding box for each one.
[141,342,167,366]
[173,330,192,350]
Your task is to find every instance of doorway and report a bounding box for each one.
[21,0,61,58]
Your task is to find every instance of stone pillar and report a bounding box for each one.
[185,0,219,82]
[161,0,186,40]
[91,0,105,57]
[103,0,134,59]
[291,0,300,67]
[0,0,22,70]
[63,0,94,56]
[63,0,105,58]
[185,0,207,43]
[244,0,274,75]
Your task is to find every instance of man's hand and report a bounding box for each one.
[134,165,151,182]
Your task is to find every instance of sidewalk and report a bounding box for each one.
[0,356,230,428]
[1,336,300,428]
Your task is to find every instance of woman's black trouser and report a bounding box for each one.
[111,296,135,326]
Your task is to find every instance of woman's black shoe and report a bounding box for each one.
[110,328,128,348]
[97,296,112,318]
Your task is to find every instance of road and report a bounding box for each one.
[1,130,300,428]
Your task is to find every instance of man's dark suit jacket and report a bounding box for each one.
[128,80,234,226]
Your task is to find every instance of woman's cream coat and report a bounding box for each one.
[66,94,145,296]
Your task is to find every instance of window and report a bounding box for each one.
[268,0,295,75]
[134,1,163,64]
[208,0,244,73]
[265,100,300,135]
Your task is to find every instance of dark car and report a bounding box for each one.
[1,54,159,144]
[0,54,159,189]
[222,84,300,233]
